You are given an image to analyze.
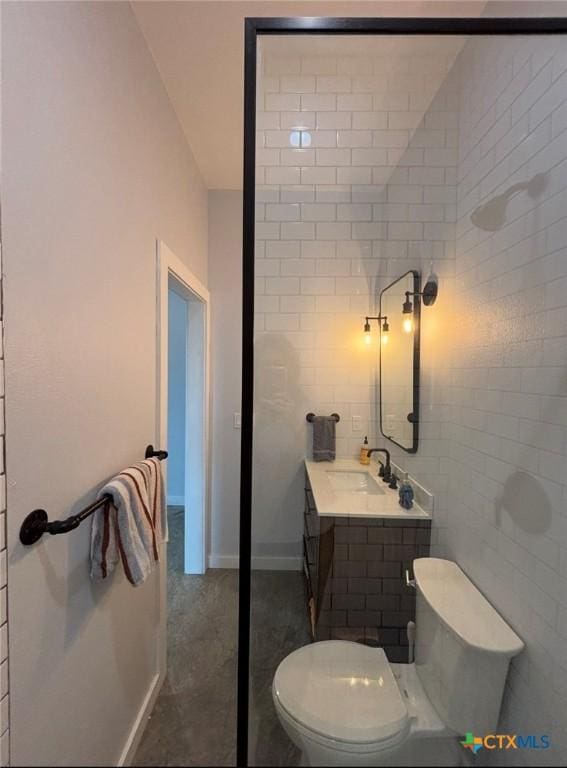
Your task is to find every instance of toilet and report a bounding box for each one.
[272,558,524,767]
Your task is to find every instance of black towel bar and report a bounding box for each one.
[306,412,340,423]
[19,445,168,546]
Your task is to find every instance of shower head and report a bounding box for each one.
[471,172,547,232]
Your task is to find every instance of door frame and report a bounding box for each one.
[239,14,567,767]
[156,240,210,656]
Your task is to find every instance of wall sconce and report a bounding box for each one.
[402,278,438,334]
[364,315,389,345]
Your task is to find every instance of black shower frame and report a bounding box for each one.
[239,16,567,767]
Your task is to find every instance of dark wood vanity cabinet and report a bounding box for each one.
[303,470,431,662]
[303,480,334,636]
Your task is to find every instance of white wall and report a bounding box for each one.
[167,290,188,503]
[208,190,242,567]
[1,2,207,765]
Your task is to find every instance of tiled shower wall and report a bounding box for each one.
[255,34,567,763]
[253,39,459,563]
[443,35,567,766]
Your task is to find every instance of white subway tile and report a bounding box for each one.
[335,277,370,295]
[300,277,336,295]
[352,112,388,130]
[265,277,300,295]
[352,148,387,166]
[266,166,301,185]
[316,148,351,166]
[337,130,372,148]
[280,295,315,313]
[266,241,299,259]
[301,166,336,185]
[280,222,315,240]
[255,222,279,240]
[265,203,299,221]
[337,94,372,111]
[388,111,423,130]
[316,259,352,276]
[265,56,300,76]
[301,57,337,75]
[372,129,410,148]
[281,185,315,203]
[281,148,315,166]
[301,93,336,112]
[388,222,423,240]
[265,93,300,112]
[265,314,300,331]
[301,241,336,259]
[281,111,316,129]
[255,296,279,313]
[257,111,280,130]
[337,204,371,222]
[309,130,338,148]
[255,260,279,277]
[316,185,351,203]
[387,185,423,203]
[316,222,351,240]
[337,167,372,185]
[316,111,351,129]
[316,75,351,93]
[351,223,387,240]
[338,57,372,76]
[300,203,336,222]
[352,185,386,203]
[280,75,316,93]
[388,147,423,167]
[255,148,280,166]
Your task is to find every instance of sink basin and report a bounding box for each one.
[326,470,384,495]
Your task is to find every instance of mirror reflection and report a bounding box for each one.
[379,271,419,452]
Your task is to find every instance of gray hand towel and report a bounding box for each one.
[312,416,336,462]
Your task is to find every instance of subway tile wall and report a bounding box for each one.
[255,33,567,761]
[253,39,459,564]
[444,35,567,766]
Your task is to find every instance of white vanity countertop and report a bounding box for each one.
[305,459,432,520]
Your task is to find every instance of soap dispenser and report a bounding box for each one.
[399,472,414,509]
[360,436,370,465]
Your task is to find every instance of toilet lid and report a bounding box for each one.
[273,641,409,744]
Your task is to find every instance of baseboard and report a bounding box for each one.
[208,554,239,569]
[118,670,163,766]
[167,495,184,506]
[207,554,302,571]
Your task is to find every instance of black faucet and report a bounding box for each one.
[367,448,391,482]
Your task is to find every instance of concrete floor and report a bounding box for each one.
[134,508,310,767]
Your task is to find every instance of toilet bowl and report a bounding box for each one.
[273,641,456,767]
[272,558,524,767]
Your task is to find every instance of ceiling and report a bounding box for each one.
[132,1,493,190]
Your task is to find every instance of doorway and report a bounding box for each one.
[158,241,210,577]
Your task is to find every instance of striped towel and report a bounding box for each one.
[90,458,166,586]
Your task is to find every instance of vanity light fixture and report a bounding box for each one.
[402,277,438,334]
[364,315,389,345]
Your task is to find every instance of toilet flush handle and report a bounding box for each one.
[405,569,416,589]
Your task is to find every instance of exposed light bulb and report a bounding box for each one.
[364,331,372,345]
[403,317,414,334]
[381,332,389,345]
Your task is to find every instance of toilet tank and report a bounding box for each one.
[413,558,524,736]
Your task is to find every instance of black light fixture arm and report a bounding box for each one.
[403,278,438,311]
[364,314,389,333]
